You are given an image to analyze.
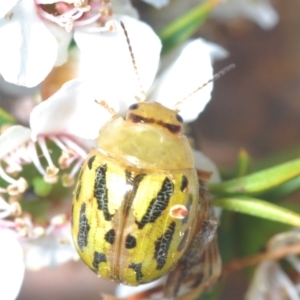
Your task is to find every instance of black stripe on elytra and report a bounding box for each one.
[77,203,90,251]
[128,262,143,283]
[180,175,188,192]
[124,173,146,217]
[104,229,115,245]
[125,234,137,249]
[92,251,107,272]
[75,181,81,201]
[75,170,83,201]
[87,155,96,170]
[177,228,189,252]
[136,177,173,229]
[182,195,193,225]
[71,204,74,227]
[94,164,111,221]
[154,221,176,270]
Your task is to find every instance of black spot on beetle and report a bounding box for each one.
[125,235,137,249]
[92,252,107,272]
[105,229,115,245]
[128,262,143,283]
[180,175,188,192]
[87,155,96,170]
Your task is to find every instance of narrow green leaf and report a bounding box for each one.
[236,148,251,177]
[262,176,300,200]
[159,0,219,54]
[213,197,300,227]
[209,158,300,196]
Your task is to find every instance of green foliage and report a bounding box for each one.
[213,197,300,227]
[0,107,16,127]
[159,0,219,54]
[209,158,300,196]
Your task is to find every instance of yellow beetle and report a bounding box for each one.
[71,23,221,300]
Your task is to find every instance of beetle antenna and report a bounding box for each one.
[120,21,146,103]
[95,99,117,117]
[174,64,236,111]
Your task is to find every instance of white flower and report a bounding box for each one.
[0,0,138,87]
[211,0,279,30]
[30,16,217,142]
[0,228,25,300]
[0,0,72,87]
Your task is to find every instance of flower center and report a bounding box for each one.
[36,0,113,32]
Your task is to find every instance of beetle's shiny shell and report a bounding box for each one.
[71,102,201,285]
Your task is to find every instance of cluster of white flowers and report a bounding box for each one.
[0,0,279,299]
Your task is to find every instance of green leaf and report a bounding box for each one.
[262,176,300,200]
[159,0,219,54]
[236,148,251,177]
[209,158,300,196]
[213,197,300,227]
[0,107,16,127]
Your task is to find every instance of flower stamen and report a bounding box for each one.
[37,137,59,183]
[60,137,87,159]
[27,142,46,176]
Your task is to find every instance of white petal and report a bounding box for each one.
[0,0,18,18]
[111,0,139,18]
[30,79,113,141]
[0,0,58,87]
[211,0,279,30]
[0,75,40,97]
[193,150,222,220]
[0,125,31,159]
[116,278,165,298]
[22,222,76,270]
[142,0,169,9]
[242,1,279,30]
[74,15,161,114]
[0,229,24,300]
[193,150,221,184]
[44,22,73,66]
[204,41,229,62]
[152,39,213,122]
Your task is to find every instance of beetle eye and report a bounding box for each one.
[129,103,139,110]
[176,114,183,123]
